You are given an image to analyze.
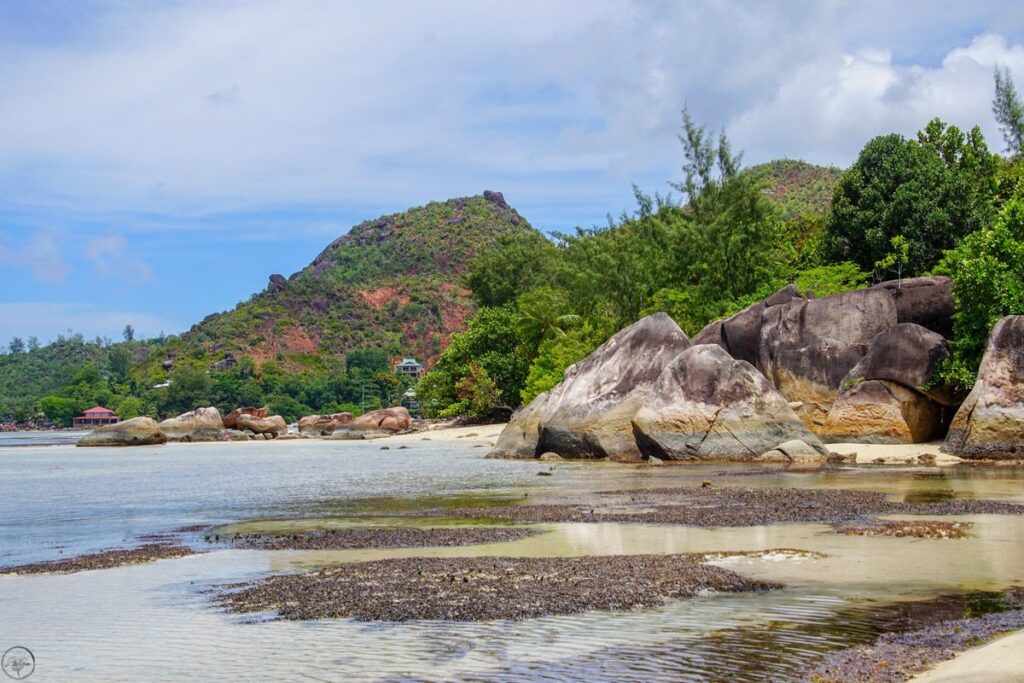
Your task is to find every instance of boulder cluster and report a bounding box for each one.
[77,405,413,447]
[492,313,826,463]
[493,276,1024,461]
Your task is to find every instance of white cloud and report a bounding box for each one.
[0,233,71,283]
[0,302,179,345]
[0,1,1021,223]
[730,33,1024,165]
[83,234,154,282]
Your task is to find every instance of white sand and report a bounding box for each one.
[387,422,504,446]
[827,441,962,466]
[910,629,1024,682]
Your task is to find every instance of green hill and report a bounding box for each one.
[168,191,536,371]
[747,159,843,220]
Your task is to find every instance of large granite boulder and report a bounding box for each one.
[158,407,225,442]
[841,323,950,399]
[236,414,287,438]
[491,312,691,460]
[693,284,801,367]
[223,406,267,429]
[78,417,167,447]
[490,391,553,458]
[758,288,898,430]
[870,276,954,337]
[820,380,946,444]
[818,323,954,443]
[298,412,353,436]
[944,316,1024,459]
[631,345,828,461]
[349,407,412,432]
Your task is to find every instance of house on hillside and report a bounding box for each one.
[393,357,424,381]
[73,406,120,427]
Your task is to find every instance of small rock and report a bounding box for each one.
[539,452,563,461]
[537,471,553,476]
[648,456,664,466]
[380,446,391,450]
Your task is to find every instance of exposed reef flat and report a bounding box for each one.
[217,526,542,551]
[0,543,194,575]
[835,520,972,539]
[421,486,1024,527]
[218,553,780,622]
[808,607,1024,682]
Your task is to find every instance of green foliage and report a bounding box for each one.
[160,365,212,416]
[446,362,502,419]
[115,396,145,420]
[994,66,1024,157]
[794,262,870,298]
[39,395,81,426]
[824,119,997,276]
[934,195,1024,391]
[521,327,602,404]
[416,305,530,416]
[466,231,560,307]
[264,394,311,423]
[873,235,910,285]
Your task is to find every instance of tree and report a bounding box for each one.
[108,346,132,383]
[123,324,135,342]
[873,235,909,287]
[115,396,145,420]
[27,336,40,351]
[934,195,1024,391]
[994,66,1024,157]
[39,395,81,426]
[8,337,25,354]
[515,286,582,349]
[452,362,502,418]
[823,120,996,276]
[416,305,530,416]
[161,365,212,416]
[466,230,560,307]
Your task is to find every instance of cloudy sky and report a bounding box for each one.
[2,1,1023,344]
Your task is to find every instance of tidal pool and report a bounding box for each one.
[2,437,1023,682]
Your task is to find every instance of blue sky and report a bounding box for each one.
[1,1,1024,344]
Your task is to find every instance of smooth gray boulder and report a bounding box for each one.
[758,288,898,430]
[944,316,1024,459]
[78,417,167,447]
[870,276,954,337]
[841,323,951,400]
[490,312,691,459]
[490,392,552,458]
[631,345,828,461]
[693,284,802,367]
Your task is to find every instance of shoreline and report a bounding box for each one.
[910,629,1024,682]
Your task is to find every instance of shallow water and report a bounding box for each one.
[2,439,1024,682]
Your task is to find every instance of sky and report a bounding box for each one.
[1,1,1024,345]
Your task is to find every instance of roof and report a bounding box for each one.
[83,406,116,415]
[396,358,422,367]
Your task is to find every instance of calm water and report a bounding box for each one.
[2,438,1024,682]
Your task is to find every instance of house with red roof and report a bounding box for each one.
[73,406,120,427]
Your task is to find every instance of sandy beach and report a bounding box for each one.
[911,630,1024,682]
